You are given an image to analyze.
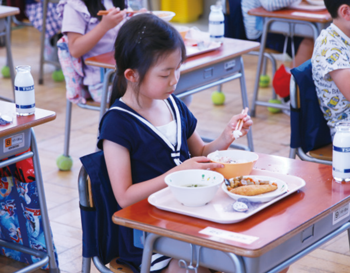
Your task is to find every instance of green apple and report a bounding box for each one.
[211,91,225,105]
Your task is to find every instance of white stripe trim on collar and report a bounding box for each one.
[109,97,182,153]
[168,96,182,151]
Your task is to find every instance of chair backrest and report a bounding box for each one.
[57,35,88,104]
[290,59,332,154]
[79,151,120,265]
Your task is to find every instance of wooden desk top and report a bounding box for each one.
[0,5,19,18]
[113,154,350,258]
[0,101,56,137]
[85,38,260,74]
[248,6,331,23]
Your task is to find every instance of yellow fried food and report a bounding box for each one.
[229,184,277,196]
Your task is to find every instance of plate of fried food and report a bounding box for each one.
[222,175,288,203]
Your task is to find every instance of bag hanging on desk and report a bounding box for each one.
[0,149,59,269]
[272,35,295,99]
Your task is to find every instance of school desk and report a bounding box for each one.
[85,38,260,152]
[0,5,19,101]
[0,101,59,272]
[248,6,332,116]
[113,154,350,273]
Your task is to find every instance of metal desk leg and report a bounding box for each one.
[31,128,60,272]
[39,0,48,85]
[226,252,246,273]
[140,233,161,273]
[239,56,254,152]
[289,148,297,159]
[81,255,91,273]
[247,51,277,98]
[250,18,319,117]
[63,100,72,158]
[250,18,270,117]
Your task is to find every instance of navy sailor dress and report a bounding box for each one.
[97,94,197,272]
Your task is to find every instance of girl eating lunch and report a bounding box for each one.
[97,13,253,273]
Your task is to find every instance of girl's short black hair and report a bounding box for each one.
[324,0,350,18]
[110,13,186,104]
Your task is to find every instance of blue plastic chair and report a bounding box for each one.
[289,59,332,165]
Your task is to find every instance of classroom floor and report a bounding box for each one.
[0,22,350,273]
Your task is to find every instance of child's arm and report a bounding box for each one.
[329,69,350,102]
[104,140,224,208]
[67,7,127,58]
[187,109,253,157]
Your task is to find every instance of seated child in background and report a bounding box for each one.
[98,13,253,273]
[241,0,314,68]
[311,0,350,138]
[241,0,314,109]
[57,0,128,103]
[8,0,62,63]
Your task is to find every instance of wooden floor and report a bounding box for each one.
[0,23,349,273]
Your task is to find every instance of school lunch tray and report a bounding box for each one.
[185,41,222,57]
[148,169,306,224]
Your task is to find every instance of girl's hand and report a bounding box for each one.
[176,156,224,171]
[224,107,253,142]
[100,7,127,30]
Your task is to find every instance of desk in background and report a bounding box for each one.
[113,154,350,273]
[85,38,260,152]
[248,6,332,116]
[0,101,59,272]
[0,5,19,101]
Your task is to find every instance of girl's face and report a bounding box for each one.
[138,49,182,100]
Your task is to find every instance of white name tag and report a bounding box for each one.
[199,227,259,245]
[3,133,25,153]
[224,60,236,71]
[333,203,350,225]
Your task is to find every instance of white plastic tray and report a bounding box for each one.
[186,42,222,57]
[148,169,306,224]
